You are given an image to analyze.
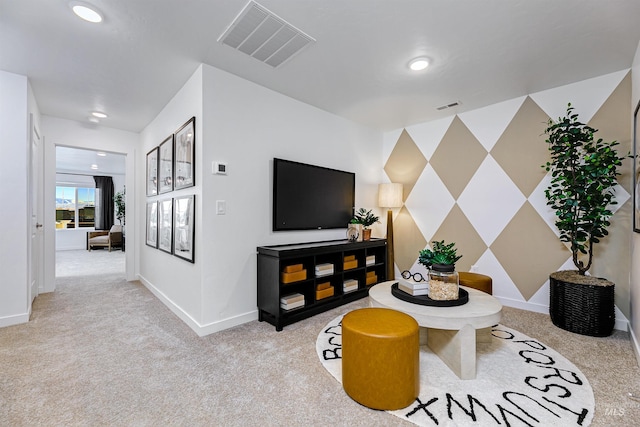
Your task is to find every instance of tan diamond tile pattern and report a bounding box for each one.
[384,72,631,318]
[429,116,487,199]
[491,202,571,300]
[491,97,550,196]
[431,205,487,273]
[588,72,632,192]
[383,129,427,201]
[393,206,427,273]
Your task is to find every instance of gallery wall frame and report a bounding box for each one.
[633,99,640,233]
[146,201,158,248]
[146,147,158,196]
[158,135,174,194]
[174,117,195,190]
[174,195,195,263]
[158,198,174,254]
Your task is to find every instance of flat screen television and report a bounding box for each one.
[273,158,355,231]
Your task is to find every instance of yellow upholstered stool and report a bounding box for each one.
[341,307,419,410]
[459,272,493,295]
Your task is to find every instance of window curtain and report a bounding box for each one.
[93,176,114,230]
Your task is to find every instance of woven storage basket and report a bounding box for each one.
[549,271,614,337]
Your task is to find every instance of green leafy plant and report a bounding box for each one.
[543,104,625,275]
[418,240,462,267]
[114,188,126,225]
[351,208,380,229]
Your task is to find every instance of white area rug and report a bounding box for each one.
[316,314,594,426]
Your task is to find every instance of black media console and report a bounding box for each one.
[257,239,387,331]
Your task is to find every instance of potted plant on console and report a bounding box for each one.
[418,240,462,301]
[351,208,380,241]
[542,103,625,337]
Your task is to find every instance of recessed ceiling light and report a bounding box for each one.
[91,111,108,118]
[408,57,430,71]
[91,164,99,170]
[97,152,107,157]
[70,2,103,23]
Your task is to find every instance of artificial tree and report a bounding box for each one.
[543,104,625,275]
[543,104,625,336]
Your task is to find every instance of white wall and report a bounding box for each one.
[138,64,383,335]
[0,71,38,327]
[631,40,640,364]
[42,116,139,285]
[138,66,205,327]
[199,64,382,332]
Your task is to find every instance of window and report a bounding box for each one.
[56,186,95,228]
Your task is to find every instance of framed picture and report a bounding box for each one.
[633,100,640,233]
[158,135,174,194]
[158,198,173,254]
[146,201,158,248]
[146,147,158,196]
[174,195,195,262]
[174,117,195,190]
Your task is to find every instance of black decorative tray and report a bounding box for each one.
[391,283,468,307]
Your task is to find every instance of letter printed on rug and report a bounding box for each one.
[316,314,595,427]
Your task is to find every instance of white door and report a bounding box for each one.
[29,115,43,305]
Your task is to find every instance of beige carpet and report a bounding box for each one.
[317,316,596,426]
[0,250,639,426]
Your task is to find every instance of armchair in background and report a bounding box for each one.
[87,225,123,252]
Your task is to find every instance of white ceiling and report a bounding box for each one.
[2,0,640,134]
[56,146,126,176]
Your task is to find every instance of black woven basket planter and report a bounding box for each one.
[549,271,615,337]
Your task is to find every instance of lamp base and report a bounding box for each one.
[386,209,395,280]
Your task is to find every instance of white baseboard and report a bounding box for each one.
[630,325,640,367]
[137,274,258,337]
[0,312,29,328]
[496,295,629,332]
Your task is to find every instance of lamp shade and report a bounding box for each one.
[378,183,403,208]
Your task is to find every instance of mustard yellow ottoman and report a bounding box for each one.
[458,272,493,295]
[341,307,419,410]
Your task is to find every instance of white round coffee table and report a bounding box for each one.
[369,280,503,380]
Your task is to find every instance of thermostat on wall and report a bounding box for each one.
[213,161,227,175]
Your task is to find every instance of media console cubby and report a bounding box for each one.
[257,239,387,331]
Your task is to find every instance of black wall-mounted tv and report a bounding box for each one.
[273,158,355,231]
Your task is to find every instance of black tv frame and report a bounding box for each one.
[272,158,355,231]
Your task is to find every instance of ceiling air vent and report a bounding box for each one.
[218,1,316,68]
[436,101,461,111]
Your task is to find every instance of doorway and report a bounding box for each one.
[54,147,127,279]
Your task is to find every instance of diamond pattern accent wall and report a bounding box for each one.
[383,71,632,318]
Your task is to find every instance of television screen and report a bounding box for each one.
[273,158,355,231]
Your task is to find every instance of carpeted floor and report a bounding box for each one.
[317,315,596,426]
[0,250,639,426]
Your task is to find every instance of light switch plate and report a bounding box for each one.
[216,200,226,215]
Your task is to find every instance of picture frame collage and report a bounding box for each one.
[146,117,196,263]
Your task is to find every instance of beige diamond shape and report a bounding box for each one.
[430,116,487,199]
[491,201,571,300]
[491,97,551,196]
[430,205,487,273]
[588,72,632,193]
[393,206,427,273]
[384,129,428,201]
